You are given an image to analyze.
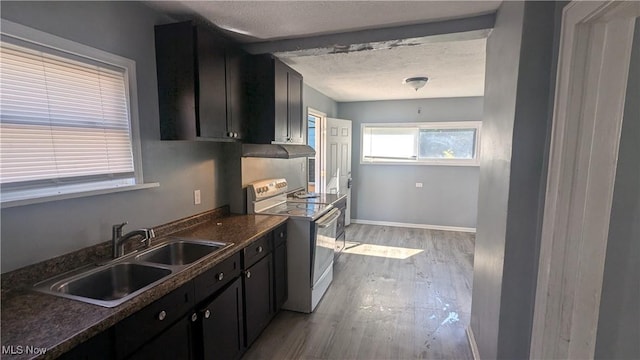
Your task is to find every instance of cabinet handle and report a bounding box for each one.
[227,132,233,138]
[158,310,167,321]
[279,232,284,238]
[257,246,263,253]
[204,309,211,319]
[217,272,224,281]
[245,271,251,279]
[191,313,198,322]
[234,133,239,138]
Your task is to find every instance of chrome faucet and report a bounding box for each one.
[112,222,155,259]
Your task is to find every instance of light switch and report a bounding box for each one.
[194,189,201,205]
[415,182,423,188]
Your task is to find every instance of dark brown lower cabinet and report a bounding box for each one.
[195,277,244,360]
[273,240,288,312]
[58,330,113,360]
[58,224,288,360]
[128,316,192,360]
[115,282,194,359]
[243,255,273,347]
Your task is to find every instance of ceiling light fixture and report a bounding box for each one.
[403,76,429,91]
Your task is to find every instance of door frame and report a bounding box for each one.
[307,107,327,193]
[530,1,638,359]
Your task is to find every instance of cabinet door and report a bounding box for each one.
[196,27,228,139]
[244,255,273,346]
[287,69,304,144]
[226,47,246,140]
[58,330,113,360]
[273,60,290,143]
[273,241,288,312]
[200,278,244,360]
[155,22,197,140]
[128,317,192,360]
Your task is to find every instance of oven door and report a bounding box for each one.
[311,208,341,287]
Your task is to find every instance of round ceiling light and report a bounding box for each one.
[403,76,429,91]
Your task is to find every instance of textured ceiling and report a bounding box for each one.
[148,1,493,101]
[277,36,487,102]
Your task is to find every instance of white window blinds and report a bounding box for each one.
[0,41,134,185]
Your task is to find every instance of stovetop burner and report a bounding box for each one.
[258,202,332,220]
[247,179,334,220]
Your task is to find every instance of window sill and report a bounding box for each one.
[1,183,160,209]
[360,160,480,167]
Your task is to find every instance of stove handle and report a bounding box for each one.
[316,208,341,228]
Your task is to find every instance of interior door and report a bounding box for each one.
[326,118,352,225]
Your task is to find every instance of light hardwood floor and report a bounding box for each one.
[243,224,475,360]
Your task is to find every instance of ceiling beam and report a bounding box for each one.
[242,13,495,55]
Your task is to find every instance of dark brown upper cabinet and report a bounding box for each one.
[246,55,305,145]
[155,21,247,141]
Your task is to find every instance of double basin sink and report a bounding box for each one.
[34,238,232,307]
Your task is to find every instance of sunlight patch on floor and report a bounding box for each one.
[343,242,423,259]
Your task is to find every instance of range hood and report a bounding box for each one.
[241,143,315,159]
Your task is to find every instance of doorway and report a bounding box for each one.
[307,108,325,193]
[531,2,639,358]
[307,108,353,225]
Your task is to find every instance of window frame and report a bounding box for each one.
[360,121,482,166]
[0,20,157,208]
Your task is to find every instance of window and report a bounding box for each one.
[0,21,152,206]
[361,121,481,166]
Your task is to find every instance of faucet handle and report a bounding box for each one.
[142,228,155,248]
[112,222,128,238]
[113,221,128,230]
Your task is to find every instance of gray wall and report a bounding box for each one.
[595,19,640,360]
[0,1,235,272]
[470,1,557,359]
[304,84,338,118]
[338,97,482,229]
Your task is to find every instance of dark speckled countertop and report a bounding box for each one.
[0,211,287,360]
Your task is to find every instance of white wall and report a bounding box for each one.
[338,97,482,229]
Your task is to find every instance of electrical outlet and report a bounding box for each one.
[194,189,201,205]
[415,182,423,188]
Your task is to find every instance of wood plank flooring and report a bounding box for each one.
[243,224,475,360]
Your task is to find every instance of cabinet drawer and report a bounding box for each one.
[194,252,241,304]
[273,224,287,247]
[243,234,271,268]
[115,282,194,359]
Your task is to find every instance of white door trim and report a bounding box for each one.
[531,2,638,359]
[307,107,327,193]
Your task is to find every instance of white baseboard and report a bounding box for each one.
[466,326,480,360]
[350,219,476,233]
